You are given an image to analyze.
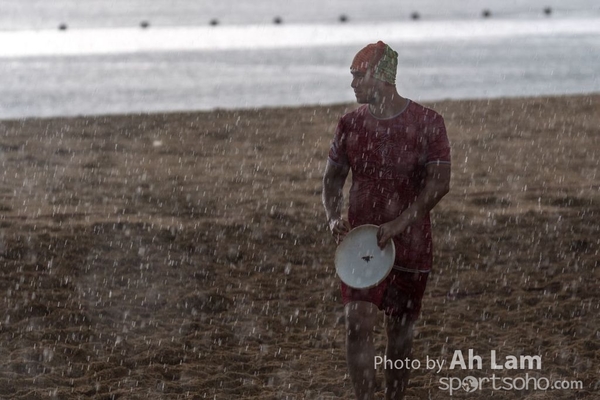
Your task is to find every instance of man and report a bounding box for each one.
[322,41,451,399]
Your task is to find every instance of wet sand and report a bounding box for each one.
[0,94,598,399]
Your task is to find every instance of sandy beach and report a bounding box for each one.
[0,94,598,399]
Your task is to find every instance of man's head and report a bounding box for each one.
[350,41,398,104]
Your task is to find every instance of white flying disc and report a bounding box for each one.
[335,224,395,289]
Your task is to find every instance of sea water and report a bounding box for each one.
[0,0,599,119]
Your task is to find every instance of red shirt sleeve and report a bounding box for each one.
[426,114,451,165]
[328,117,349,167]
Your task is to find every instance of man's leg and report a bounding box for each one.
[384,315,414,400]
[345,300,379,400]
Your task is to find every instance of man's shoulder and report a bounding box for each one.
[406,100,444,122]
[339,104,369,122]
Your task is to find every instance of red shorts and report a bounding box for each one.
[341,269,429,321]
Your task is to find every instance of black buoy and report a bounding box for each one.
[544,7,552,16]
[210,18,219,26]
[339,14,348,23]
[140,20,150,29]
[411,12,420,20]
[273,16,283,24]
[58,23,68,31]
[482,9,491,18]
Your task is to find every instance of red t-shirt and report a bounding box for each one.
[328,101,451,272]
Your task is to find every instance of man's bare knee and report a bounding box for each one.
[345,302,378,334]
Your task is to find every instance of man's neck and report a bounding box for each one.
[368,92,409,119]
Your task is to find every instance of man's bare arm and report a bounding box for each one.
[322,159,351,239]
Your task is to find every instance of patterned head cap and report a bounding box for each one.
[350,41,398,85]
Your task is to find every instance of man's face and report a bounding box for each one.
[350,69,381,104]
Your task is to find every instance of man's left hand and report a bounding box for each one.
[377,220,404,249]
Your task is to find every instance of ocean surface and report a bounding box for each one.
[1,0,599,119]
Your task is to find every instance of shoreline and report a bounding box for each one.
[1,91,599,123]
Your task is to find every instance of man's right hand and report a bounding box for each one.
[328,218,351,244]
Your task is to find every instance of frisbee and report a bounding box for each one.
[335,224,395,289]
